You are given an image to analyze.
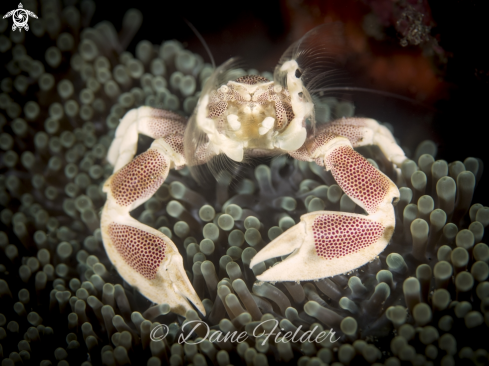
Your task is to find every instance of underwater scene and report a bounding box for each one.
[1,0,488,365]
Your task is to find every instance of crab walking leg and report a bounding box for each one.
[319,118,407,167]
[108,106,187,172]
[250,135,400,281]
[290,118,407,168]
[102,138,204,316]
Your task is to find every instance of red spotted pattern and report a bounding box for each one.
[234,75,270,84]
[324,146,390,214]
[145,109,186,138]
[108,223,166,280]
[254,85,294,130]
[321,118,367,146]
[194,141,211,164]
[110,149,168,207]
[308,131,337,157]
[207,81,294,132]
[208,101,228,118]
[207,85,246,118]
[313,214,384,259]
[289,144,312,162]
[165,134,184,157]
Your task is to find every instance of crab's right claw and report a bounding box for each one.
[101,208,205,317]
[101,136,203,317]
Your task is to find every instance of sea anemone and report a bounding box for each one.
[0,1,488,366]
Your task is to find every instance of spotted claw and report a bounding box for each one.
[250,211,394,282]
[101,208,204,316]
[251,131,401,282]
[102,110,204,317]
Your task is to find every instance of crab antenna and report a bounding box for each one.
[184,19,216,69]
[310,87,435,111]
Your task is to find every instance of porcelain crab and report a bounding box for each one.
[101,26,408,316]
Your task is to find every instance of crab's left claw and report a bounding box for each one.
[249,220,306,275]
[252,131,401,282]
[250,211,394,282]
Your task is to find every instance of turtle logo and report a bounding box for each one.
[3,3,38,32]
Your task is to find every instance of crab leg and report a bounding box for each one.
[318,118,406,166]
[250,118,403,281]
[107,106,187,172]
[102,108,204,316]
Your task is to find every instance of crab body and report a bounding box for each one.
[197,73,310,160]
[102,29,408,316]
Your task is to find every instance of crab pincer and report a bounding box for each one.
[102,107,204,316]
[250,130,402,281]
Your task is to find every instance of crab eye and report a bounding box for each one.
[295,69,302,78]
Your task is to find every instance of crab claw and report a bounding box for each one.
[101,207,205,316]
[251,136,400,282]
[101,142,204,317]
[250,211,395,282]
